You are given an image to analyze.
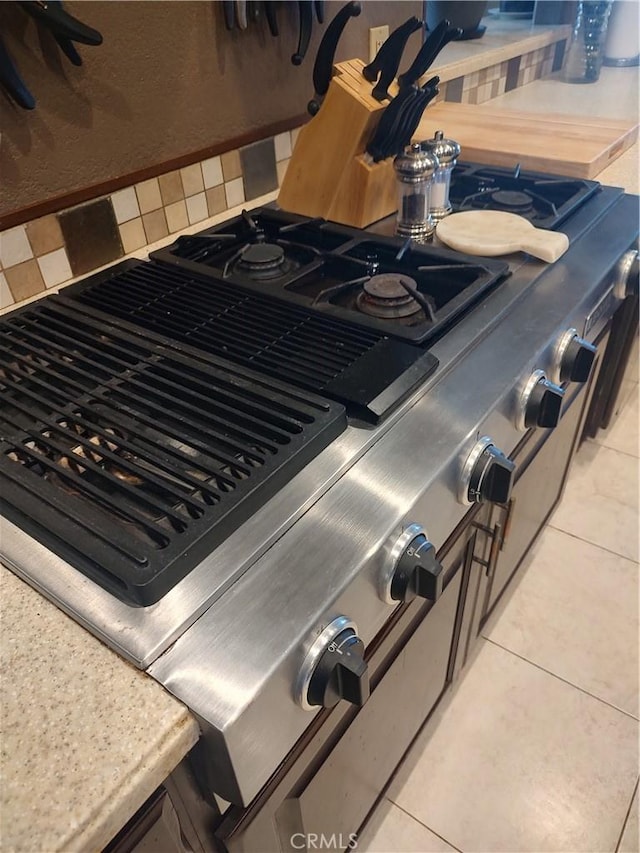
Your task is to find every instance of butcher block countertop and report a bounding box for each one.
[1,48,638,853]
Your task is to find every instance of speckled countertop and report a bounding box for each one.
[1,34,638,853]
[0,569,200,853]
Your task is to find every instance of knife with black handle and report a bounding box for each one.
[362,16,422,101]
[380,82,434,160]
[264,1,278,35]
[223,1,236,30]
[307,0,362,115]
[0,34,36,110]
[365,85,417,163]
[19,1,103,45]
[396,19,455,90]
[395,76,440,153]
[55,33,83,66]
[292,0,313,65]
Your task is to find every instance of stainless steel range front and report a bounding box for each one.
[1,168,638,845]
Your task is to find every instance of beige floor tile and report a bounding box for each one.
[551,442,639,562]
[619,784,639,853]
[485,526,639,717]
[617,377,639,417]
[358,800,458,853]
[389,641,639,853]
[592,385,639,458]
[627,333,638,384]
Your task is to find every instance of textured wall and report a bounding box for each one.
[0,0,422,219]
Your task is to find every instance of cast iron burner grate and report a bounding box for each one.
[448,163,600,229]
[0,296,347,606]
[66,260,438,424]
[165,209,355,282]
[154,210,509,345]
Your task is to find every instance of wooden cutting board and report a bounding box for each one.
[417,102,638,179]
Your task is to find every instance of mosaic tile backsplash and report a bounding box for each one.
[0,37,566,312]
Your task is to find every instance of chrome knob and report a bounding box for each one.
[516,370,564,431]
[458,436,515,506]
[296,616,369,711]
[550,328,597,385]
[613,249,639,300]
[379,523,444,604]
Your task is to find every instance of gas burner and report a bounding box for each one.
[449,163,600,229]
[235,243,287,280]
[356,274,422,319]
[490,189,533,213]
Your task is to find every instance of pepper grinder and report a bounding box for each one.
[420,130,461,222]
[393,143,439,243]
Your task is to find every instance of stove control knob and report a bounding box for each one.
[517,370,564,431]
[613,249,639,300]
[458,436,515,505]
[296,617,369,711]
[551,328,597,385]
[380,523,444,604]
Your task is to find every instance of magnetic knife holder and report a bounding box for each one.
[278,58,401,229]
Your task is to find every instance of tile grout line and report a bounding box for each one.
[483,637,640,722]
[615,775,639,853]
[384,798,464,853]
[547,523,640,565]
[586,441,640,461]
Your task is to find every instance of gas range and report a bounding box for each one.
[150,207,508,345]
[1,164,637,817]
[447,162,600,228]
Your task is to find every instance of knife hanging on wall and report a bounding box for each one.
[307,0,362,115]
[361,16,423,102]
[223,1,236,30]
[292,0,313,65]
[264,1,278,35]
[0,34,35,109]
[19,1,103,46]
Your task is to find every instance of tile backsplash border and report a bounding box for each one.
[0,37,567,312]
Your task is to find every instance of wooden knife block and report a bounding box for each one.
[278,59,400,228]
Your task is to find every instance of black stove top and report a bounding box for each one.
[448,163,600,228]
[151,209,509,344]
[0,294,347,604]
[0,176,603,605]
[64,260,439,425]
